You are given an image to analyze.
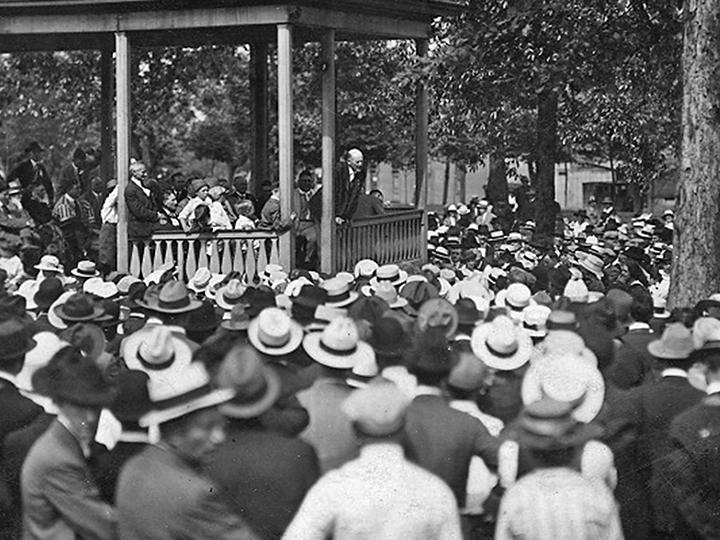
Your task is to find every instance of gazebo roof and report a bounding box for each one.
[0,0,464,51]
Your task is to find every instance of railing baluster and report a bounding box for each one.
[257,240,268,277]
[185,240,197,280]
[141,243,152,278]
[221,240,232,274]
[163,241,174,268]
[197,240,209,269]
[129,242,141,277]
[233,239,244,274]
[209,240,221,273]
[176,241,184,282]
[245,242,257,284]
[269,238,280,266]
[153,240,163,270]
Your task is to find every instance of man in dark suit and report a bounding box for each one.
[334,148,366,224]
[6,142,54,204]
[125,161,163,241]
[206,346,320,540]
[0,319,43,539]
[608,285,658,389]
[21,346,117,540]
[59,147,87,196]
[609,323,704,540]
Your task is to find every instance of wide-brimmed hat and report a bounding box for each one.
[471,315,533,371]
[122,325,193,373]
[32,345,117,407]
[34,254,64,274]
[139,362,235,428]
[342,380,410,436]
[522,353,605,423]
[455,297,483,328]
[187,267,213,293]
[216,345,281,418]
[291,285,329,325]
[354,259,379,279]
[496,283,532,313]
[522,304,551,338]
[540,330,598,366]
[215,279,248,311]
[513,398,603,451]
[399,280,439,310]
[693,317,720,351]
[563,276,589,303]
[221,303,251,331]
[416,298,458,338]
[143,263,177,286]
[136,280,202,314]
[369,264,408,288]
[110,370,152,424]
[83,277,119,299]
[648,322,694,360]
[117,275,142,296]
[71,260,100,279]
[302,317,374,370]
[363,281,408,309]
[15,280,39,311]
[0,319,36,364]
[368,316,410,361]
[53,292,105,322]
[576,253,604,279]
[321,277,359,308]
[15,331,66,391]
[248,307,303,356]
[32,277,64,311]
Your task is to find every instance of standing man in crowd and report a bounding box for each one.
[7,142,53,204]
[125,161,164,243]
[334,148,366,225]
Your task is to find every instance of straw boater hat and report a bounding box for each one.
[522,304,552,339]
[495,283,532,316]
[362,281,408,309]
[321,277,359,308]
[369,264,408,288]
[521,353,606,423]
[71,260,100,279]
[34,254,64,274]
[247,307,303,356]
[136,280,202,314]
[122,325,194,374]
[471,315,533,371]
[216,345,281,419]
[139,362,235,430]
[652,296,671,319]
[354,259,379,279]
[302,317,374,370]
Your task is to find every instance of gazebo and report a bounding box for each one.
[0,0,461,279]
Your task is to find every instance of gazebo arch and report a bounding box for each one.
[0,1,461,276]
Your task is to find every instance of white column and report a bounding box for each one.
[277,24,294,271]
[115,32,131,272]
[320,29,335,274]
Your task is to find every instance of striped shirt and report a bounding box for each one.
[495,467,623,540]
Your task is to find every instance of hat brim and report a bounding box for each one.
[521,362,605,423]
[515,421,603,451]
[34,264,63,273]
[647,340,693,360]
[216,293,249,312]
[135,297,203,314]
[302,333,373,370]
[218,367,281,419]
[0,336,36,364]
[323,291,359,308]
[220,320,250,331]
[471,325,533,371]
[122,325,194,372]
[139,388,235,427]
[52,304,105,322]
[247,318,304,356]
[369,271,409,289]
[71,269,101,278]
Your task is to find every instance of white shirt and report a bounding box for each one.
[100,186,119,224]
[283,443,462,540]
[131,177,151,198]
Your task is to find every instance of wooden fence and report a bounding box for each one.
[128,230,281,283]
[334,209,425,272]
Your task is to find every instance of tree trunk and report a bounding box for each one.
[442,155,451,205]
[534,88,558,235]
[457,161,467,203]
[669,0,720,307]
[487,149,508,205]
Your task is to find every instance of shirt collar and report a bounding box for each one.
[414,385,443,397]
[707,381,720,395]
[57,414,92,458]
[662,367,688,379]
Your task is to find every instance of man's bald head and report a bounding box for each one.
[347,149,364,172]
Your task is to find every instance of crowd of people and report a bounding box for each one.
[0,141,719,540]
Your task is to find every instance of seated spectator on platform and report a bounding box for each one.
[226,174,258,220]
[178,179,210,232]
[234,200,256,230]
[207,186,232,230]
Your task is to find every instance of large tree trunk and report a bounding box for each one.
[669,0,720,307]
[534,88,558,235]
[443,155,451,205]
[486,149,508,205]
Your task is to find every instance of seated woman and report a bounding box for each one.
[178,179,210,232]
[234,199,256,230]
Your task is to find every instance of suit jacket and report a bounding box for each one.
[117,445,258,540]
[205,424,320,540]
[333,162,366,221]
[7,160,54,203]
[607,328,658,389]
[92,439,146,505]
[404,394,499,506]
[0,380,43,451]
[21,419,116,540]
[124,181,159,240]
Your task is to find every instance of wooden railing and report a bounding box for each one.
[129,230,281,283]
[334,209,425,272]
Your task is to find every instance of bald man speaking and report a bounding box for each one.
[334,148,366,225]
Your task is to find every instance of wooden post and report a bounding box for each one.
[277,24,294,271]
[415,38,429,263]
[320,29,335,274]
[250,42,269,201]
[115,32,131,273]
[100,48,113,184]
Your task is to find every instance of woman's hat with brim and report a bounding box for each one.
[135,280,202,314]
[248,307,304,356]
[33,277,64,311]
[647,322,694,361]
[139,362,235,428]
[83,277,119,300]
[521,353,605,423]
[34,254,64,274]
[53,292,105,322]
[303,317,374,370]
[216,345,282,419]
[32,345,117,407]
[513,398,603,451]
[471,315,532,371]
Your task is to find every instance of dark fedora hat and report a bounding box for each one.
[291,285,328,324]
[110,369,152,424]
[0,319,36,363]
[53,292,104,322]
[32,345,117,407]
[239,287,276,319]
[0,294,28,321]
[33,277,64,311]
[455,297,482,327]
[368,316,409,362]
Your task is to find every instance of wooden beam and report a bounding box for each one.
[320,29,336,274]
[250,42,269,201]
[294,7,431,39]
[99,47,113,184]
[414,38,429,264]
[277,23,294,271]
[115,32,131,273]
